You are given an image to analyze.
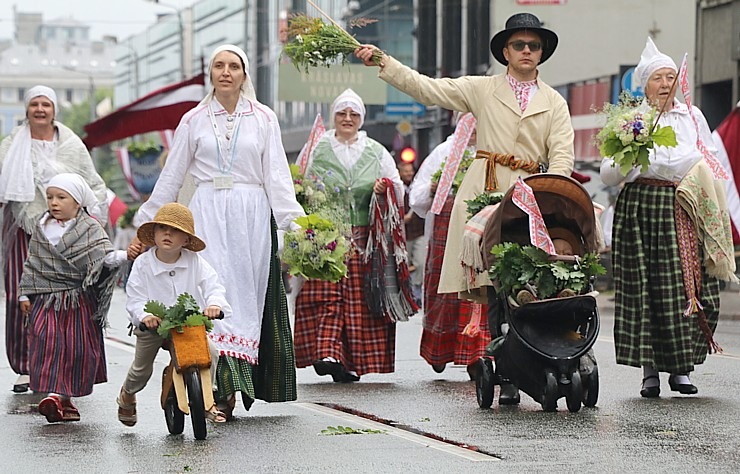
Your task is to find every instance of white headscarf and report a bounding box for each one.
[45,173,98,210]
[24,85,58,117]
[635,37,677,88]
[0,85,61,203]
[330,88,366,127]
[200,44,257,105]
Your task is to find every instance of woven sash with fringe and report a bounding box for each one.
[460,204,498,291]
[364,178,419,323]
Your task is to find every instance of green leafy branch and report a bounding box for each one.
[144,292,214,339]
[320,425,386,435]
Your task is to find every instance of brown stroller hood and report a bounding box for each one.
[482,174,599,269]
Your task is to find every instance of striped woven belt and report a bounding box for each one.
[474,150,540,191]
[633,178,677,187]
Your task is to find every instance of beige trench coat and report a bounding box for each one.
[379,56,575,298]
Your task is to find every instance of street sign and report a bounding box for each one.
[620,65,644,98]
[386,102,426,116]
[396,120,413,136]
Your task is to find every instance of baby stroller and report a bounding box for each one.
[474,174,601,412]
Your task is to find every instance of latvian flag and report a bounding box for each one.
[83,73,205,149]
[714,102,740,244]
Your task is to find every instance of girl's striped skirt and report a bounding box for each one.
[612,181,720,373]
[27,291,107,397]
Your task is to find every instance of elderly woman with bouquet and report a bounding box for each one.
[599,38,736,398]
[293,88,408,383]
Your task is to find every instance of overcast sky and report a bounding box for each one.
[0,1,199,43]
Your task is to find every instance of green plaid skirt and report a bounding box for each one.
[612,182,720,373]
[216,217,297,409]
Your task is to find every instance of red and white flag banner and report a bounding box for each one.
[83,73,205,149]
[431,112,476,215]
[297,113,326,174]
[512,177,556,254]
[713,104,740,244]
[115,147,141,201]
[678,53,729,180]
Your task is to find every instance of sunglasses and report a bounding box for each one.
[508,40,542,52]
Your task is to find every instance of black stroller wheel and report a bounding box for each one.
[582,365,599,407]
[566,371,582,413]
[541,369,558,412]
[475,358,494,409]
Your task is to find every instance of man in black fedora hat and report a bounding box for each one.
[356,13,574,406]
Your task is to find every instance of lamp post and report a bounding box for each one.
[147,0,185,80]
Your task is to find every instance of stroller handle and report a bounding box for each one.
[138,311,224,332]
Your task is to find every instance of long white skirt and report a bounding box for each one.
[191,183,271,364]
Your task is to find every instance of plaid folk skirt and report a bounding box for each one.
[294,228,396,375]
[612,182,720,373]
[27,291,107,397]
[420,196,490,367]
[3,208,31,375]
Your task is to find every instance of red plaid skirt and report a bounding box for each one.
[294,228,396,375]
[420,196,490,366]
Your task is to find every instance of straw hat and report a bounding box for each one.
[137,203,206,252]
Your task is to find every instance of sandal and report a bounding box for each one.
[38,395,64,423]
[206,405,227,423]
[116,389,137,427]
[217,396,236,421]
[61,400,81,422]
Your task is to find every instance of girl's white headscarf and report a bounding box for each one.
[0,85,60,203]
[635,37,677,88]
[330,88,366,127]
[45,173,98,210]
[200,44,257,106]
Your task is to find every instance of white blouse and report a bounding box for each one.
[135,97,304,230]
[600,101,718,186]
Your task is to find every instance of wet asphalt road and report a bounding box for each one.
[1,286,740,473]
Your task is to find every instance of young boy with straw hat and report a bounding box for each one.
[117,202,232,426]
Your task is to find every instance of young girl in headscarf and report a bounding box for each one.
[19,173,128,423]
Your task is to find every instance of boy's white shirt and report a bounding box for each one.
[125,247,232,326]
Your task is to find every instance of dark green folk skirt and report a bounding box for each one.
[612,182,720,373]
[216,217,297,408]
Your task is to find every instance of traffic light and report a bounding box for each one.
[400,147,417,163]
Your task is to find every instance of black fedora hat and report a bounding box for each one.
[490,13,558,66]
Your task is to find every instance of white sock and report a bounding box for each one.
[671,374,691,385]
[642,366,659,387]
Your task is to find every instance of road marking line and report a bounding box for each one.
[294,402,497,462]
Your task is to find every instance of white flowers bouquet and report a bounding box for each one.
[595,93,678,175]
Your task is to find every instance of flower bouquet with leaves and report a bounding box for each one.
[430,149,475,196]
[290,164,350,237]
[282,13,382,73]
[283,214,349,283]
[144,292,214,340]
[595,92,678,175]
[465,192,504,220]
[489,242,605,303]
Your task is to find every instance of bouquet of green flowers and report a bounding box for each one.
[489,242,605,302]
[282,14,383,73]
[144,293,214,339]
[595,92,678,175]
[430,149,475,196]
[283,214,349,283]
[290,164,350,237]
[465,192,504,220]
